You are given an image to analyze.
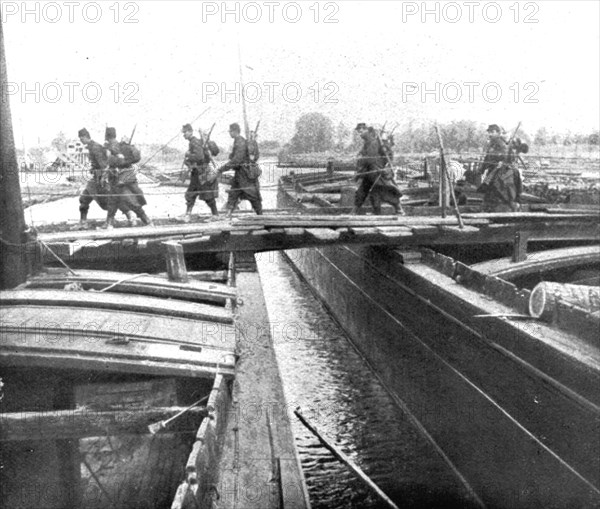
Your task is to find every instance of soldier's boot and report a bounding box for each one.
[102,217,115,230]
[207,200,219,221]
[139,210,154,227]
[251,200,263,216]
[73,210,89,230]
[126,211,137,227]
[183,205,193,223]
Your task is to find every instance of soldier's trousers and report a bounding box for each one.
[107,184,146,220]
[225,184,262,215]
[355,174,401,214]
[80,180,130,215]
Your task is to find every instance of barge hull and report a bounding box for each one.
[284,243,600,508]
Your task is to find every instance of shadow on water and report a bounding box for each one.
[257,251,474,509]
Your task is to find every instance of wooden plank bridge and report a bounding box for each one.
[32,211,600,263]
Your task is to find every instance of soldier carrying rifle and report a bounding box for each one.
[353,123,403,215]
[104,127,153,229]
[76,127,135,229]
[181,123,220,222]
[218,122,263,216]
[478,123,528,212]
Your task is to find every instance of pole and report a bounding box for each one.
[434,125,465,228]
[0,21,29,289]
[237,40,250,139]
[294,408,400,509]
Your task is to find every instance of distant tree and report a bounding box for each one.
[51,131,67,152]
[28,147,47,167]
[259,140,281,152]
[335,121,351,151]
[533,127,548,146]
[589,130,599,145]
[441,120,486,154]
[290,112,334,153]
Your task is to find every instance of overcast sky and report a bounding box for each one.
[2,0,599,150]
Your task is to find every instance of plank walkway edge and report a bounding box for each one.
[0,289,233,324]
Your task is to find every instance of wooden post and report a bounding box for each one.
[164,241,188,282]
[439,158,448,215]
[512,231,528,262]
[0,22,28,289]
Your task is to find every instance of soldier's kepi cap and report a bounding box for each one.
[229,123,241,132]
[78,128,90,138]
[182,123,193,132]
[355,123,367,131]
[105,127,117,140]
[486,124,501,133]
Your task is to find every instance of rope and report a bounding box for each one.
[37,239,78,276]
[98,273,150,292]
[138,107,211,167]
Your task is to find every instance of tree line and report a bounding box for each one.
[285,113,600,155]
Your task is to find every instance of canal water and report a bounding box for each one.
[255,165,471,508]
[257,251,472,509]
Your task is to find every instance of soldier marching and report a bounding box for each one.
[181,123,220,222]
[478,123,527,212]
[352,122,403,215]
[71,118,530,228]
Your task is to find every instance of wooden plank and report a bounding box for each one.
[183,374,230,505]
[0,305,237,351]
[512,231,529,262]
[215,271,311,509]
[460,212,599,223]
[439,225,480,234]
[0,333,236,378]
[38,223,264,244]
[0,407,208,441]
[411,225,439,236]
[0,289,233,324]
[26,270,235,304]
[350,227,380,236]
[305,228,341,242]
[75,378,178,409]
[164,241,188,283]
[376,227,413,239]
[472,246,600,278]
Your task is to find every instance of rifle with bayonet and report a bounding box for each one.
[129,124,137,144]
[248,120,260,163]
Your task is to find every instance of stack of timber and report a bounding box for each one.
[276,170,600,507]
